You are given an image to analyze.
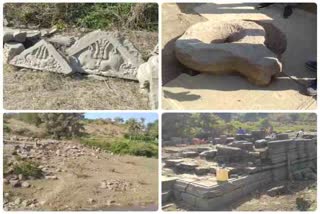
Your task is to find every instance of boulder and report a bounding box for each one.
[175,20,285,86]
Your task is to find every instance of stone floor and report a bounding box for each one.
[162,3,317,110]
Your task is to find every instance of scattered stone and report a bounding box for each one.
[106,200,116,206]
[14,198,22,205]
[88,198,96,204]
[266,185,287,197]
[21,181,31,188]
[45,175,58,180]
[9,179,21,187]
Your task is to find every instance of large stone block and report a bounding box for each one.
[175,20,285,86]
[9,40,73,74]
[66,30,144,80]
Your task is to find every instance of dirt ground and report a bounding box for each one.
[4,137,158,211]
[161,3,317,110]
[3,30,157,110]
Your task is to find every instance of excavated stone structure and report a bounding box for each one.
[162,138,316,210]
[175,20,286,86]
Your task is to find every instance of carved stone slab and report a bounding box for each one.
[9,40,73,74]
[66,30,144,80]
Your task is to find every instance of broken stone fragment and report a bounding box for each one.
[175,20,285,86]
[3,42,25,63]
[66,30,144,80]
[9,179,21,187]
[9,39,73,74]
[137,54,159,109]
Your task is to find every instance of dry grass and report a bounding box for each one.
[4,66,149,110]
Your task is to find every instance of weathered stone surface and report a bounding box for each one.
[137,54,158,109]
[4,42,25,63]
[175,20,284,86]
[13,31,27,43]
[10,40,73,74]
[66,30,144,80]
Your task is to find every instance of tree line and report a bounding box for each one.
[162,113,316,140]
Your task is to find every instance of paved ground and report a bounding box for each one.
[162,3,317,110]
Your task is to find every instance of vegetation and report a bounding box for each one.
[13,161,43,179]
[4,3,158,31]
[4,113,158,158]
[162,113,316,140]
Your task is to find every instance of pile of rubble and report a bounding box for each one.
[3,27,158,109]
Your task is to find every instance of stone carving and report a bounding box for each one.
[9,40,73,74]
[66,30,144,80]
[175,20,286,86]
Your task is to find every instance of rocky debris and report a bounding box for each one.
[9,179,21,187]
[21,181,31,188]
[44,175,58,180]
[181,151,198,158]
[100,179,132,192]
[87,198,96,204]
[266,185,287,197]
[175,20,285,86]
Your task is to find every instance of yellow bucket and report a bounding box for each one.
[216,168,229,182]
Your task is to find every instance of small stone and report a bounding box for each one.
[4,192,10,198]
[56,150,61,156]
[106,200,116,206]
[3,178,9,184]
[18,174,24,180]
[88,198,96,204]
[22,200,31,207]
[14,198,22,205]
[9,179,21,187]
[45,175,58,180]
[100,181,107,189]
[21,181,31,188]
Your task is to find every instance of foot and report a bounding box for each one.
[305,80,317,96]
[305,61,317,72]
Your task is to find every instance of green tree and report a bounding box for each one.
[39,113,84,139]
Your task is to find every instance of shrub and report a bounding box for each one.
[13,162,43,178]
[4,3,158,31]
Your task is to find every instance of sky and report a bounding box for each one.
[84,112,158,124]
